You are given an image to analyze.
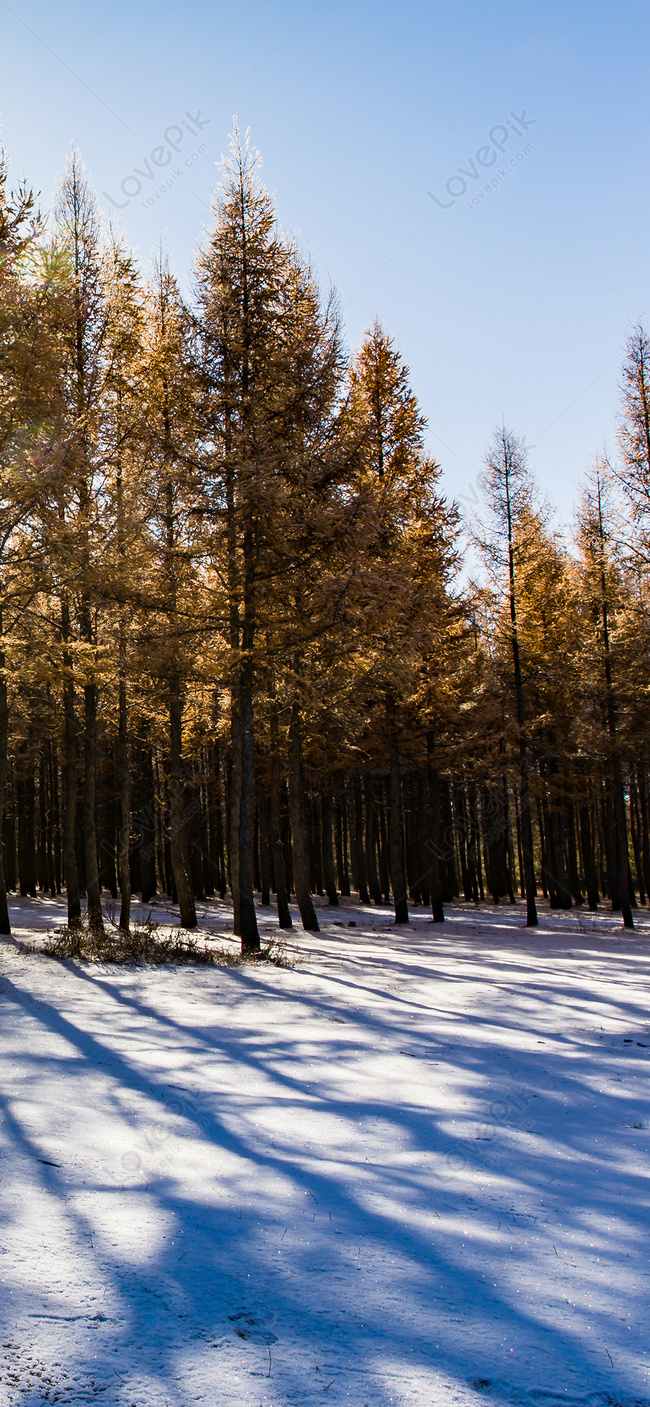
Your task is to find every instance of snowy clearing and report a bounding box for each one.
[0,896,648,1407]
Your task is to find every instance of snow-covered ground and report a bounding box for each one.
[0,894,648,1407]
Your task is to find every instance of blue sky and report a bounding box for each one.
[1,0,647,524]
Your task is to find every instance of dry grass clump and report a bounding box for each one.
[30,916,294,968]
[41,919,223,965]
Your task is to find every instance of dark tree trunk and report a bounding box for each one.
[566,802,583,906]
[613,759,633,927]
[439,780,458,900]
[282,781,293,896]
[321,794,339,906]
[288,698,319,931]
[169,676,197,930]
[629,776,645,905]
[231,649,259,952]
[543,788,572,909]
[62,627,81,926]
[513,784,525,899]
[579,804,600,910]
[270,703,292,928]
[139,744,158,904]
[117,675,131,931]
[377,783,391,900]
[258,792,272,906]
[536,797,548,899]
[464,780,480,903]
[18,764,37,899]
[637,759,650,898]
[310,798,323,896]
[470,781,484,901]
[44,742,56,897]
[602,784,618,906]
[364,775,382,904]
[37,752,46,893]
[455,780,472,902]
[352,775,370,903]
[335,799,351,897]
[51,748,62,893]
[82,680,103,931]
[209,747,227,900]
[0,634,10,934]
[3,760,16,896]
[346,784,358,893]
[386,697,408,924]
[426,738,444,922]
[189,779,206,899]
[483,786,513,903]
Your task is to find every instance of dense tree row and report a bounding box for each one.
[1,133,650,950]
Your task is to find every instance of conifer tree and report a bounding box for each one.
[140,258,201,930]
[576,465,634,928]
[345,321,460,924]
[196,128,346,946]
[617,325,650,552]
[0,153,48,934]
[477,427,539,926]
[52,153,112,931]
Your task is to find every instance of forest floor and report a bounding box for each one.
[0,894,648,1407]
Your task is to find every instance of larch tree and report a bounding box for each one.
[196,127,347,947]
[575,464,634,928]
[617,324,650,554]
[345,321,460,925]
[0,152,51,934]
[52,152,113,931]
[100,233,146,932]
[477,426,539,927]
[140,257,201,930]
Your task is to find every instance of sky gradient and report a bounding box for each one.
[1,0,647,526]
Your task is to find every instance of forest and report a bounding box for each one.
[1,129,649,953]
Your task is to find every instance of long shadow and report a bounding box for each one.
[0,943,648,1406]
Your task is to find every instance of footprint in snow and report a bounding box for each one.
[228,1311,278,1345]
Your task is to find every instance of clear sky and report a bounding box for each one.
[1,0,647,526]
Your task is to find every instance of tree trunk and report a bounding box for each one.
[638,759,650,897]
[386,697,408,924]
[335,799,351,897]
[504,461,538,925]
[364,775,382,904]
[169,675,197,930]
[117,673,131,932]
[270,704,292,929]
[233,607,260,953]
[288,697,319,931]
[426,737,444,922]
[613,757,633,928]
[631,774,647,905]
[352,775,370,903]
[310,797,323,895]
[83,680,103,931]
[61,607,81,926]
[138,743,158,904]
[603,784,619,906]
[321,793,339,906]
[519,757,538,926]
[579,804,600,910]
[566,802,583,906]
[258,792,272,906]
[0,631,10,934]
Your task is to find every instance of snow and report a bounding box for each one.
[0,894,648,1407]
